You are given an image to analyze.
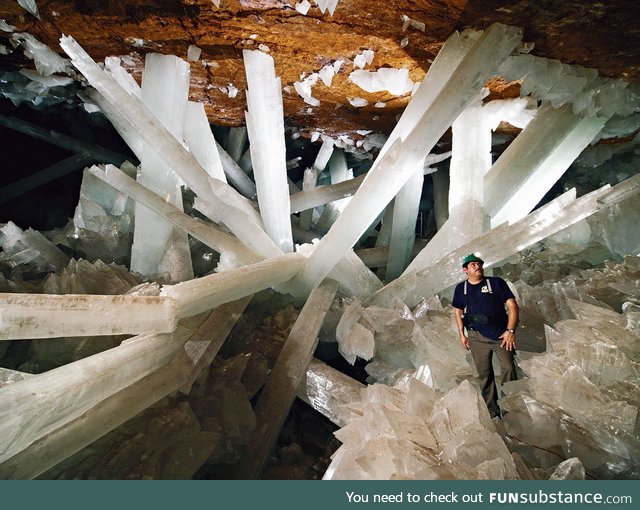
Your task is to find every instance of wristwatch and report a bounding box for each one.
[506,328,516,333]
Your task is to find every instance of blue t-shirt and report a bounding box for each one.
[452,276,515,341]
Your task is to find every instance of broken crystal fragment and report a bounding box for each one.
[295,1,311,15]
[347,96,368,107]
[349,68,414,96]
[187,44,202,61]
[0,221,70,274]
[12,33,69,76]
[549,458,586,480]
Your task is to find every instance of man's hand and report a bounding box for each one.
[499,330,516,351]
[460,335,469,351]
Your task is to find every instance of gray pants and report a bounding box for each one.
[467,330,518,418]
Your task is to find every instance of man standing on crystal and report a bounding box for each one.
[452,253,519,419]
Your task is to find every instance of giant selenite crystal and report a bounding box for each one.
[0,293,178,340]
[0,299,249,479]
[294,24,523,293]
[404,96,536,274]
[130,53,193,281]
[243,50,293,253]
[59,36,275,263]
[484,102,609,228]
[370,172,640,309]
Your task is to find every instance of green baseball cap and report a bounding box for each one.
[462,253,484,268]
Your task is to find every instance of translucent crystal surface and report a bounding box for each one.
[243,50,293,252]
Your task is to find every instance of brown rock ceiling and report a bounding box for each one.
[1,0,639,139]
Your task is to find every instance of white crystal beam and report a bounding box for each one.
[90,165,260,267]
[131,53,193,280]
[385,166,424,280]
[60,36,264,246]
[368,172,640,308]
[183,101,227,183]
[236,279,339,478]
[215,140,258,199]
[0,299,250,479]
[0,293,178,340]
[299,167,318,231]
[0,329,185,463]
[243,49,294,252]
[403,95,491,274]
[293,23,523,292]
[0,113,132,167]
[226,126,248,162]
[314,149,353,234]
[0,153,95,205]
[298,358,366,428]
[289,173,365,213]
[485,102,610,227]
[161,252,305,318]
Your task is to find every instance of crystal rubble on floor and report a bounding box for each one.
[335,298,374,366]
[243,49,293,253]
[60,37,272,263]
[500,298,640,479]
[359,296,475,391]
[235,279,339,478]
[513,256,640,328]
[90,164,261,271]
[0,300,249,479]
[42,258,142,295]
[323,379,518,480]
[587,196,640,260]
[0,292,178,340]
[549,457,586,480]
[298,358,365,428]
[0,221,69,275]
[130,53,193,282]
[293,24,523,293]
[368,172,640,309]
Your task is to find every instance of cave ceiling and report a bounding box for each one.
[1,0,639,141]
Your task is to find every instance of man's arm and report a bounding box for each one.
[499,297,519,351]
[453,307,469,351]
